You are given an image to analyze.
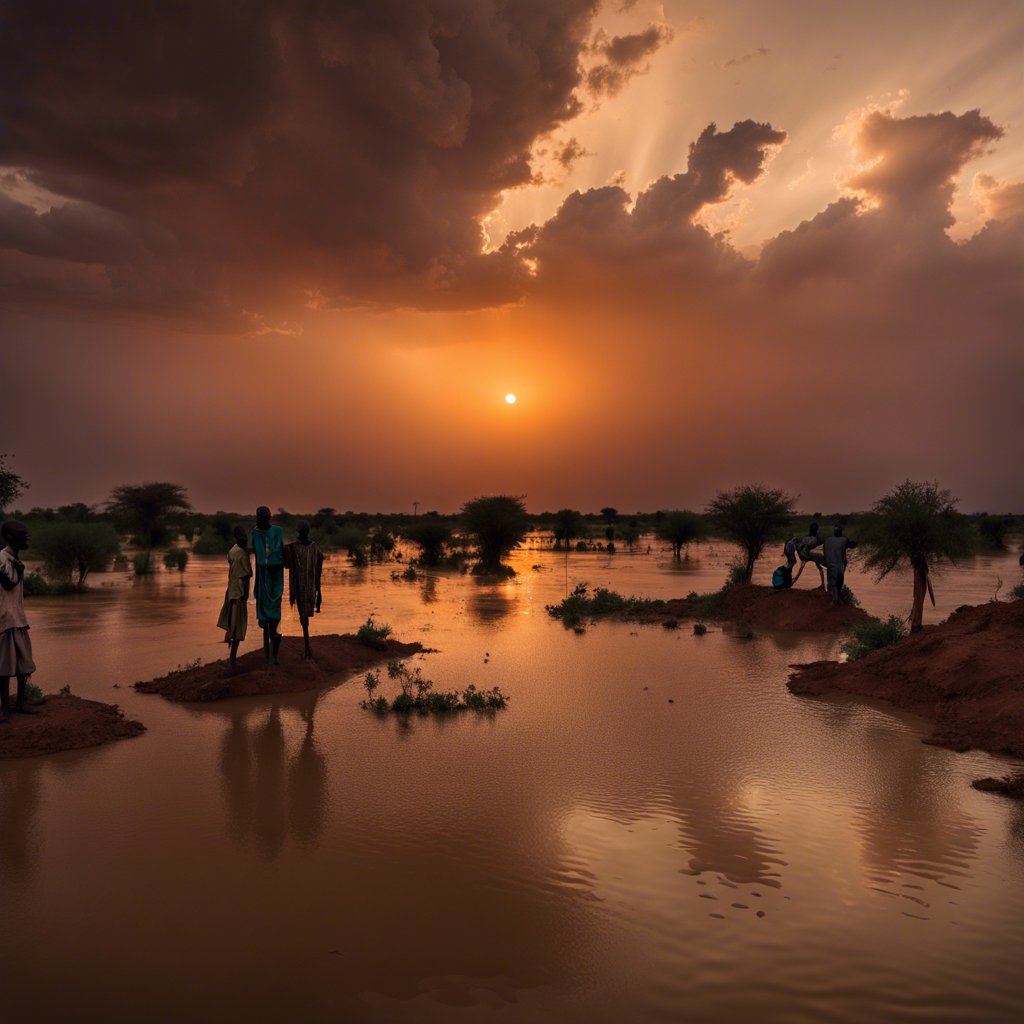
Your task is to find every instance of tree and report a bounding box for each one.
[401,518,452,566]
[599,507,618,524]
[655,510,705,560]
[32,522,120,587]
[460,495,530,574]
[706,485,796,583]
[552,508,586,548]
[977,515,1009,550]
[163,548,189,576]
[107,482,192,548]
[0,453,28,513]
[860,480,974,633]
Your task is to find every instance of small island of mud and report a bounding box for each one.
[135,633,424,702]
[0,694,145,760]
[789,598,1024,757]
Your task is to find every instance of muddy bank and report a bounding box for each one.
[645,584,868,633]
[135,633,424,702]
[0,694,145,759]
[789,598,1024,757]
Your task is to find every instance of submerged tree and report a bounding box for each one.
[706,484,796,583]
[401,517,452,566]
[552,508,586,548]
[107,482,192,548]
[460,495,530,574]
[32,521,120,587]
[655,510,705,560]
[860,480,974,633]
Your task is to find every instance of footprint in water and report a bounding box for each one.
[699,893,717,900]
[709,913,725,920]
[731,903,749,910]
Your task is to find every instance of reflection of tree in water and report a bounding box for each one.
[466,584,517,625]
[852,724,981,898]
[218,695,327,858]
[0,764,41,883]
[418,575,439,604]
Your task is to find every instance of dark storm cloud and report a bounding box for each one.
[0,0,604,323]
[586,24,674,95]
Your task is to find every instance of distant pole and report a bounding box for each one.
[412,501,419,516]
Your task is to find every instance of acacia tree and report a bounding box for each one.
[860,480,974,633]
[32,522,120,587]
[706,485,796,583]
[107,482,192,548]
[460,495,530,574]
[655,510,705,560]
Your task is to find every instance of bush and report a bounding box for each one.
[132,551,153,576]
[22,571,80,596]
[401,518,452,566]
[460,495,530,574]
[840,614,907,661]
[30,521,120,586]
[356,616,392,648]
[1011,582,1024,601]
[163,549,189,574]
[693,623,708,636]
[546,583,665,628]
[655,510,705,559]
[193,527,232,555]
[360,662,509,714]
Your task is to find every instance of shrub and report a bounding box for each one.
[356,616,392,648]
[840,614,908,661]
[163,549,189,574]
[655,510,705,559]
[361,662,509,714]
[1010,582,1024,601]
[401,518,452,566]
[693,623,708,636]
[546,583,665,628]
[132,551,154,576]
[25,682,44,703]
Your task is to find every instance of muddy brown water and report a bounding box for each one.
[3,540,1024,1023]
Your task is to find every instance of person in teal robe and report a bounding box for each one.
[252,506,285,663]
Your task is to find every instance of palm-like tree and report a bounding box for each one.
[860,480,974,632]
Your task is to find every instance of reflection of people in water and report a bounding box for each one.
[218,697,327,855]
[1,521,38,722]
[0,763,42,881]
[216,525,252,673]
[252,506,285,664]
[284,520,323,660]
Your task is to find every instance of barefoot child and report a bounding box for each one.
[0,521,38,721]
[216,525,252,672]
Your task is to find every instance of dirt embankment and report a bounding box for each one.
[636,584,869,633]
[789,598,1024,758]
[0,694,145,759]
[135,633,424,702]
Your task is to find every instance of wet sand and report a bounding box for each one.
[789,598,1024,757]
[0,694,144,759]
[134,632,424,702]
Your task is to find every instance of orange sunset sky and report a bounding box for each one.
[1,0,1022,514]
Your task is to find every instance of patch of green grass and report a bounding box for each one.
[840,614,907,661]
[545,583,665,629]
[25,682,44,703]
[356,616,392,648]
[684,590,721,617]
[360,662,509,714]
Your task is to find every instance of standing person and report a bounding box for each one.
[791,521,827,590]
[284,520,324,660]
[0,521,37,722]
[252,506,285,664]
[823,523,858,606]
[217,525,252,673]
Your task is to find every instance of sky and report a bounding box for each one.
[1,0,1022,514]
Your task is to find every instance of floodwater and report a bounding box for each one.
[3,539,1024,1023]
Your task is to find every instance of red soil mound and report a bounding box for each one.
[0,694,144,759]
[788,598,1024,757]
[134,633,424,702]
[655,584,868,633]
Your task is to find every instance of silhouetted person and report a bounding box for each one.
[0,521,37,721]
[252,506,285,664]
[284,520,323,660]
[791,521,827,590]
[823,523,858,606]
[216,525,252,672]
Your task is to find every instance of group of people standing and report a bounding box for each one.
[782,521,858,605]
[217,507,324,670]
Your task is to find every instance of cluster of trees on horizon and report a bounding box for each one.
[2,452,1022,631]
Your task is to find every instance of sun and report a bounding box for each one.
[505,392,517,405]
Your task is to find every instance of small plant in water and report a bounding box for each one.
[840,614,907,661]
[546,583,665,629]
[59,684,71,696]
[356,616,392,648]
[693,622,708,636]
[360,662,509,714]
[25,682,44,704]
